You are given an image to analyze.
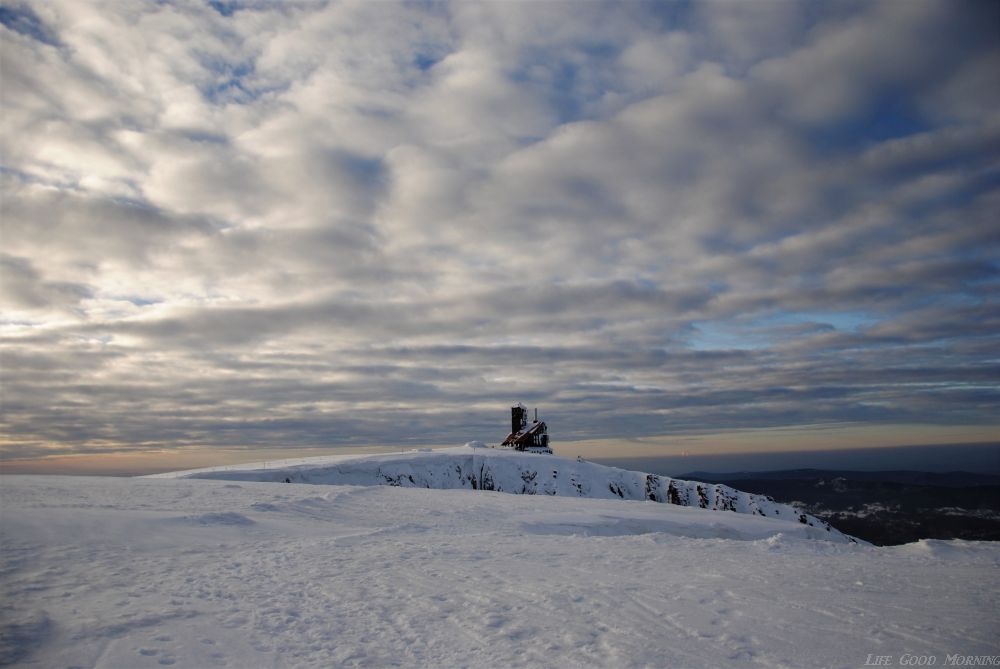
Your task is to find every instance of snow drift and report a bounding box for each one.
[151,445,852,542]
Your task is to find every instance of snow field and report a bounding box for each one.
[150,446,848,541]
[2,475,998,668]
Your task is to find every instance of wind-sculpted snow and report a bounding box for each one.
[2,476,998,668]
[152,446,850,542]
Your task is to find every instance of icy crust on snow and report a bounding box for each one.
[151,445,850,541]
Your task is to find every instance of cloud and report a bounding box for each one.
[1,0,997,460]
[0,254,92,311]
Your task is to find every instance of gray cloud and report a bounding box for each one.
[0,254,92,311]
[1,0,997,459]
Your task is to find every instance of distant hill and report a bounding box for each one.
[680,469,1000,487]
[677,469,1000,545]
[150,445,857,543]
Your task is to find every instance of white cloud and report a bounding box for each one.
[0,0,997,457]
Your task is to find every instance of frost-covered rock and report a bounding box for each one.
[152,446,855,542]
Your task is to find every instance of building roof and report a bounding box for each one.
[501,420,547,446]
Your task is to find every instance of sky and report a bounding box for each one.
[1,0,998,473]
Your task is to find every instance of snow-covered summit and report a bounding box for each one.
[151,445,854,542]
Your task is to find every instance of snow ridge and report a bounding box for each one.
[153,445,852,542]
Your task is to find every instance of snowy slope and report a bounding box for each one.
[151,445,851,541]
[1,475,998,669]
